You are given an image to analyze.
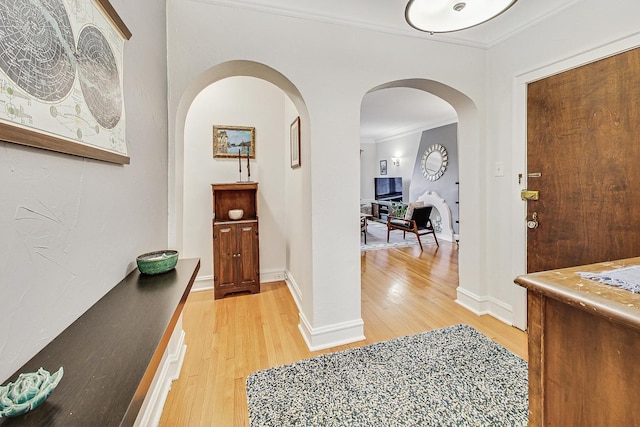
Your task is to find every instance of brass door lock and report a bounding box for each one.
[521,190,539,201]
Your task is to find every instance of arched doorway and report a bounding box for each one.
[363,79,486,316]
[360,86,459,243]
[169,61,311,298]
[170,68,488,349]
[170,60,309,250]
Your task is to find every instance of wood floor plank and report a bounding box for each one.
[159,241,527,426]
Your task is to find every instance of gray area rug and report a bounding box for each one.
[246,324,528,426]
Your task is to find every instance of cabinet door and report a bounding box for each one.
[213,224,236,289]
[237,223,259,287]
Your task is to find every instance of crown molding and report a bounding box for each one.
[190,0,581,49]
[190,0,491,49]
[485,0,581,47]
[375,117,458,143]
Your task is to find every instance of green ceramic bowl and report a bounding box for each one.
[136,250,179,275]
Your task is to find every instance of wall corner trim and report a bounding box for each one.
[456,286,489,314]
[298,312,366,352]
[456,287,514,327]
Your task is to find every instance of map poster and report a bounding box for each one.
[0,0,129,164]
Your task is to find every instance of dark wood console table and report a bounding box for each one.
[515,257,640,426]
[0,258,200,426]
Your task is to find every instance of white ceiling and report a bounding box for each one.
[360,88,456,141]
[198,0,580,140]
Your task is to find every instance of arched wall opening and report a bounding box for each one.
[365,79,486,314]
[169,61,312,299]
[169,68,489,350]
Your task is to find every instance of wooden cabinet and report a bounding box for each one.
[212,183,260,299]
[515,257,640,426]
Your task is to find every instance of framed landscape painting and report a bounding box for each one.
[213,125,256,158]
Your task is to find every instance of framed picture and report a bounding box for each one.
[380,160,388,175]
[213,125,256,158]
[0,0,132,164]
[290,116,301,168]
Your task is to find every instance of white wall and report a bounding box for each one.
[167,0,487,349]
[359,139,376,201]
[410,124,459,237]
[0,0,169,382]
[485,0,640,328]
[375,132,422,202]
[183,77,287,289]
[283,93,311,322]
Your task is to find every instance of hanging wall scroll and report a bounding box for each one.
[0,0,132,164]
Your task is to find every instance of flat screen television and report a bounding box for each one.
[374,177,402,201]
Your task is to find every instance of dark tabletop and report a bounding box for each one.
[0,258,200,427]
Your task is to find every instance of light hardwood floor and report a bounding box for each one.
[159,240,527,426]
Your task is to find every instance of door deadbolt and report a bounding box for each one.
[527,212,539,229]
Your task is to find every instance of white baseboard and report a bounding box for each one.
[260,269,287,283]
[192,275,213,292]
[456,287,489,314]
[436,231,455,243]
[135,316,187,427]
[190,269,288,293]
[298,311,366,351]
[487,297,515,326]
[285,270,365,351]
[285,272,303,312]
[455,287,514,326]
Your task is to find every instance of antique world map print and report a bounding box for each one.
[0,0,126,156]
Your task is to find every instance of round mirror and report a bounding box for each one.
[421,144,448,181]
[424,152,443,175]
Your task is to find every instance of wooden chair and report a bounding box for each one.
[386,205,439,251]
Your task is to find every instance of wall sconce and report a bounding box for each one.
[391,158,400,166]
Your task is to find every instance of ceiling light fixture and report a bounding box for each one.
[405,0,518,34]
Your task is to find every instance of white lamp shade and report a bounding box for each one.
[405,0,518,33]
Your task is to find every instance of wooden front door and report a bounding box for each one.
[526,47,640,273]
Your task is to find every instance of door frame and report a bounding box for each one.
[510,35,640,330]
